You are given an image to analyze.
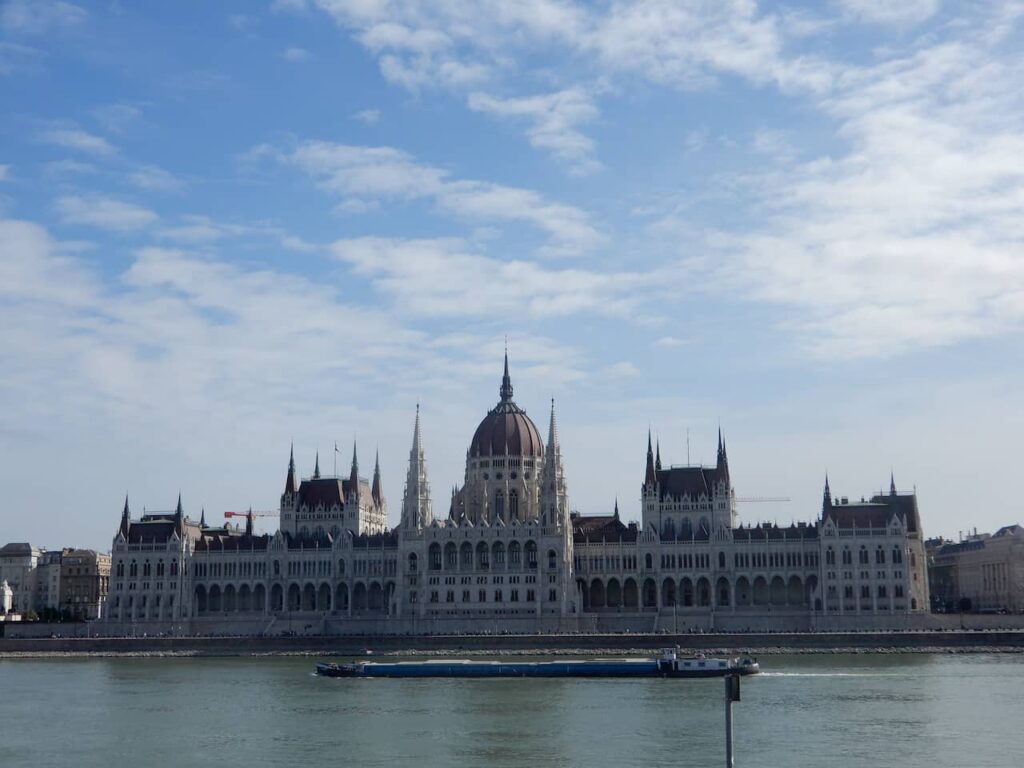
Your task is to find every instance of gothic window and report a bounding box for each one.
[129,561,138,577]
[859,546,869,565]
[547,549,557,570]
[156,560,164,577]
[645,553,653,570]
[875,547,885,564]
[718,552,726,569]
[495,491,505,520]
[408,553,417,572]
[893,547,903,564]
[509,490,519,520]
[662,518,676,540]
[842,548,852,565]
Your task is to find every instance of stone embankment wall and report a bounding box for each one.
[2,629,1024,656]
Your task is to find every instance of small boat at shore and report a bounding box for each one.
[315,649,759,679]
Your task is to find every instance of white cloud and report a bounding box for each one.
[127,165,185,192]
[0,40,41,74]
[282,46,311,61]
[838,0,940,25]
[654,336,688,348]
[352,108,380,124]
[1,1,87,35]
[702,22,1024,358]
[286,141,604,253]
[91,103,143,134]
[55,194,158,232]
[39,127,116,156]
[332,236,662,318]
[0,218,97,306]
[468,88,601,175]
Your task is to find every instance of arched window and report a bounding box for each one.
[859,546,869,565]
[129,560,138,577]
[645,553,653,570]
[662,518,676,540]
[338,559,346,575]
[156,560,164,577]
[330,525,341,539]
[509,490,519,520]
[273,560,281,576]
[826,547,835,565]
[408,553,418,572]
[547,549,557,570]
[875,547,885,564]
[429,543,442,571]
[170,560,178,576]
[495,491,505,520]
[718,552,726,568]
[116,562,124,577]
[842,547,852,565]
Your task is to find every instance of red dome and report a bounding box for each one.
[469,353,544,458]
[470,401,544,458]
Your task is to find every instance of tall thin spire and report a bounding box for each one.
[349,439,359,491]
[547,398,559,451]
[245,508,254,536]
[119,495,131,537]
[372,449,383,505]
[284,443,298,494]
[655,439,662,471]
[499,347,513,402]
[614,497,620,519]
[175,492,183,516]
[313,451,321,479]
[402,404,432,529]
[822,474,832,512]
[644,430,656,488]
[200,506,206,527]
[890,471,897,496]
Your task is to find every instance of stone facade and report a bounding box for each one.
[928,525,1024,613]
[59,549,112,620]
[103,356,931,635]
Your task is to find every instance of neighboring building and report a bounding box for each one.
[929,526,1024,613]
[60,549,112,620]
[0,543,42,614]
[36,550,63,615]
[103,355,931,635]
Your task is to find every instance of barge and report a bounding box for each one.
[315,650,759,679]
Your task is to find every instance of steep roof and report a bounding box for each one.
[823,493,921,533]
[572,514,638,543]
[732,522,819,542]
[655,465,726,500]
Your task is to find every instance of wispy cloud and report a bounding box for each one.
[91,103,143,134]
[127,165,185,192]
[468,88,601,175]
[0,164,9,181]
[285,141,604,254]
[282,46,310,62]
[1,1,87,35]
[352,108,380,124]
[55,194,158,232]
[701,19,1024,358]
[39,127,116,156]
[332,236,663,318]
[838,0,940,25]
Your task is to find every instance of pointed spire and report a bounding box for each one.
[822,474,832,512]
[716,428,730,484]
[284,443,298,494]
[546,398,559,451]
[175,492,183,516]
[200,507,207,527]
[119,495,131,537]
[614,497,620,519]
[655,439,662,471]
[245,508,254,536]
[499,346,514,402]
[644,430,656,488]
[402,404,432,529]
[890,471,897,496]
[349,439,359,494]
[372,449,383,505]
[313,451,321,480]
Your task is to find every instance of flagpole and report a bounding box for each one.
[333,441,337,478]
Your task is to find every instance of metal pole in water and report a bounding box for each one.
[725,673,739,767]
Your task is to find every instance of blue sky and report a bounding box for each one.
[2,0,1023,550]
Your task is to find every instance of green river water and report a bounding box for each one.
[1,653,1021,767]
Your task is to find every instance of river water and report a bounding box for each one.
[1,653,1021,767]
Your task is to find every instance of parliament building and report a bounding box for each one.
[104,356,930,634]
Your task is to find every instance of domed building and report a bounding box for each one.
[451,354,546,525]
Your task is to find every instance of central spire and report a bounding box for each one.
[499,346,513,402]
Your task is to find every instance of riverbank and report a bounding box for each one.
[2,630,1023,658]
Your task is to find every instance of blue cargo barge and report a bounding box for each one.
[315,650,759,679]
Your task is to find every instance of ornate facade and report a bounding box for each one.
[104,355,930,634]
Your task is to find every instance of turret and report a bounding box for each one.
[313,451,321,480]
[644,430,656,489]
[119,495,131,538]
[401,405,433,529]
[716,428,730,485]
[541,398,569,528]
[174,493,184,535]
[245,508,254,536]
[822,474,832,513]
[372,450,383,506]
[284,444,298,494]
[655,440,662,472]
[348,440,360,502]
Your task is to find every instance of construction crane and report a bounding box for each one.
[734,497,790,503]
[223,510,280,518]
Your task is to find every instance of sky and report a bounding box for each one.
[2,0,1023,551]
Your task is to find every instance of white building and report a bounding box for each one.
[0,543,42,615]
[104,355,930,634]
